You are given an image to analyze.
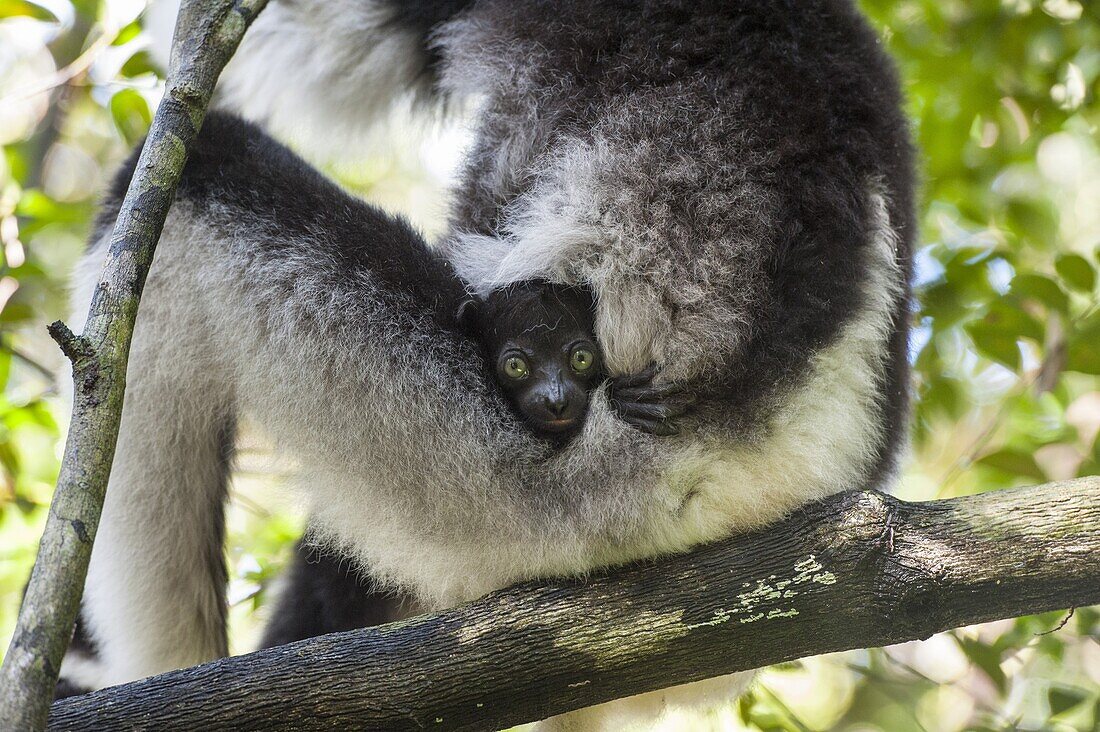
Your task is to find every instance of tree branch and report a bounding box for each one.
[0,2,268,728]
[48,478,1100,732]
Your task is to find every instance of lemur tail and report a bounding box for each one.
[215,0,473,162]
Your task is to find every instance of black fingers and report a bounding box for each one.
[608,364,695,436]
[614,398,686,422]
[620,415,681,437]
[610,364,660,389]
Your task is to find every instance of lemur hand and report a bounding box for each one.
[608,365,694,436]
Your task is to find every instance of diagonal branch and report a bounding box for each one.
[0,2,269,728]
[48,478,1100,732]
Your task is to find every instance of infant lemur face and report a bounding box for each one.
[460,281,601,438]
[494,323,601,435]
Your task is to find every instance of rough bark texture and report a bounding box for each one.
[48,478,1100,732]
[0,2,268,728]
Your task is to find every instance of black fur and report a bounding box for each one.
[260,541,410,648]
[52,614,95,699]
[251,0,915,650]
[98,116,679,655]
[380,0,475,83]
[473,282,601,438]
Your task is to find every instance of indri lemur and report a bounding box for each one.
[60,1,916,728]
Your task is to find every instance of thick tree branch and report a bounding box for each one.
[48,478,1100,732]
[0,1,268,728]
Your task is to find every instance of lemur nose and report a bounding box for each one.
[545,394,569,417]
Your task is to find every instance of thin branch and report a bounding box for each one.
[0,2,269,728]
[0,339,57,381]
[937,298,1099,498]
[754,684,815,732]
[0,27,120,105]
[47,478,1100,732]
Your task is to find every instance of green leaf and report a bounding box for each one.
[956,637,1008,693]
[15,190,88,224]
[0,438,19,476]
[983,301,1044,342]
[1010,273,1069,313]
[121,51,158,78]
[1048,686,1088,717]
[110,89,153,146]
[4,399,57,431]
[112,20,143,46]
[1066,311,1100,375]
[919,369,964,420]
[0,300,34,325]
[1081,435,1100,478]
[0,0,57,20]
[1067,347,1100,376]
[1077,606,1100,634]
[967,322,1021,369]
[976,448,1047,481]
[1054,254,1096,293]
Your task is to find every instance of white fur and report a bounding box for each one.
[446,123,777,382]
[445,183,904,728]
[73,219,235,686]
[215,0,443,165]
[57,647,107,693]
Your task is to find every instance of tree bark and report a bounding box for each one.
[0,2,268,728]
[47,477,1100,732]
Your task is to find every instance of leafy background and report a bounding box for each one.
[1,0,1097,730]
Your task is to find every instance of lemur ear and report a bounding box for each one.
[455,297,482,335]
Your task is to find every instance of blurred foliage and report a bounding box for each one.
[0,1,1097,730]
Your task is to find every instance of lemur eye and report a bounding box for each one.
[570,348,595,372]
[503,355,529,380]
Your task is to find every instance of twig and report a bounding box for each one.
[937,294,1100,497]
[46,321,92,364]
[0,27,119,105]
[1035,607,1074,636]
[0,339,57,381]
[754,683,815,732]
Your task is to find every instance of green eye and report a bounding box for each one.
[503,355,529,379]
[570,348,595,372]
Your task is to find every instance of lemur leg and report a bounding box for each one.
[260,537,410,648]
[73,239,236,687]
